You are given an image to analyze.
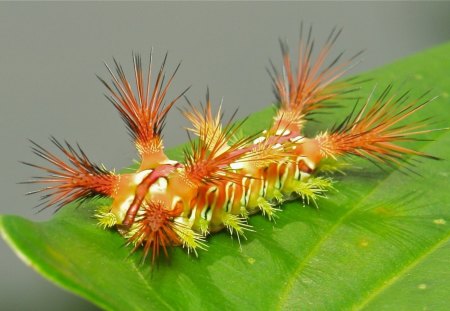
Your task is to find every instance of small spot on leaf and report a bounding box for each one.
[374,206,396,217]
[359,239,369,248]
[433,218,446,225]
[418,283,427,290]
[248,257,256,265]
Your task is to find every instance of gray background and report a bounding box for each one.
[0,2,449,310]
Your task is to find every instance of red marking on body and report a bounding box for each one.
[123,163,181,227]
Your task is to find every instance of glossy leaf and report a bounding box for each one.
[1,43,450,310]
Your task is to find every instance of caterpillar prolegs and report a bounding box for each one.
[23,28,438,264]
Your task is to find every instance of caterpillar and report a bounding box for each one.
[23,27,438,265]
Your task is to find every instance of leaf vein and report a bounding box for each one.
[353,230,450,310]
[130,261,176,311]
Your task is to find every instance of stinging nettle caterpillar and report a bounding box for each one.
[22,26,440,265]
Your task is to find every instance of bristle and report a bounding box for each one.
[22,138,119,210]
[98,52,189,162]
[270,25,361,130]
[316,86,440,165]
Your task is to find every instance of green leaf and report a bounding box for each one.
[1,43,450,311]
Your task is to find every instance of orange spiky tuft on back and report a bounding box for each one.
[21,138,119,210]
[316,85,439,166]
[183,95,292,184]
[98,52,189,168]
[182,90,225,152]
[128,201,183,265]
[183,114,253,184]
[269,24,362,131]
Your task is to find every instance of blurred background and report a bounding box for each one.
[0,2,449,310]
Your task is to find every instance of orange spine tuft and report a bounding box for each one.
[128,201,182,264]
[269,25,361,131]
[182,91,224,149]
[316,85,439,166]
[98,53,189,168]
[183,95,290,185]
[22,138,119,210]
[183,117,253,184]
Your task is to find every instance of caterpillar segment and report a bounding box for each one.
[24,30,438,264]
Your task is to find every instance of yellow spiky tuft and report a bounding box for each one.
[174,218,207,256]
[271,189,284,203]
[316,158,349,175]
[95,206,117,229]
[182,92,229,154]
[240,206,249,219]
[289,177,333,205]
[198,218,210,236]
[257,197,281,221]
[222,213,253,237]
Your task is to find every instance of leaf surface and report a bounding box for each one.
[1,43,450,311]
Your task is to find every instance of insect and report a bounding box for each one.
[23,26,438,264]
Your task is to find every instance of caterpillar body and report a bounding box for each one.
[24,27,437,264]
